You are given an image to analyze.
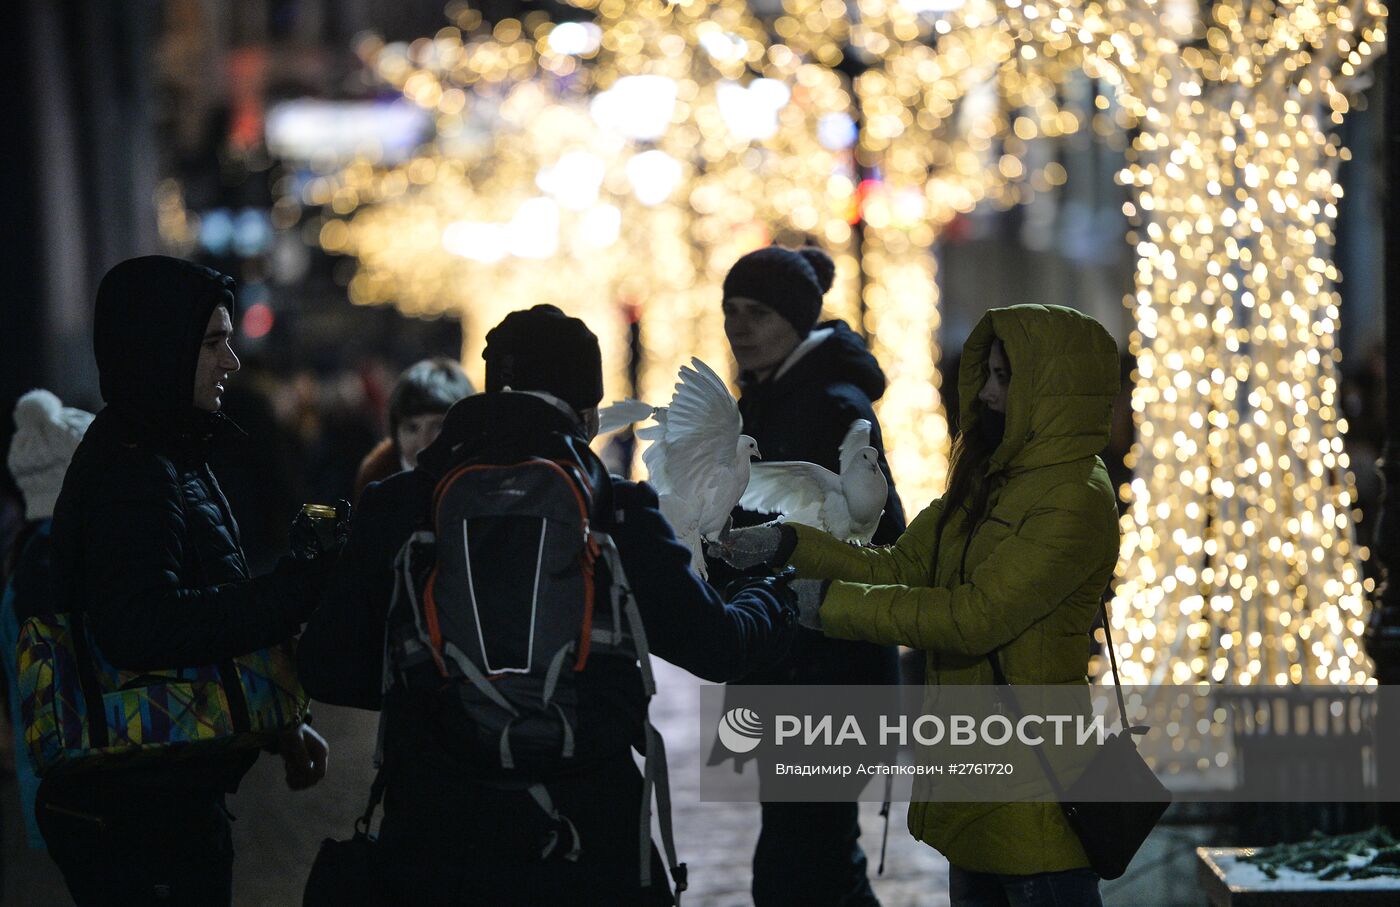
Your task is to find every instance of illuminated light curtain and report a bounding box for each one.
[581,0,864,412]
[776,0,1384,694]
[787,0,1150,508]
[307,0,862,437]
[308,16,636,396]
[1111,0,1386,688]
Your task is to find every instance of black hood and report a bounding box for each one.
[94,256,237,415]
[740,320,887,402]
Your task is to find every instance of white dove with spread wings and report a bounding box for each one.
[601,359,759,578]
[738,418,887,544]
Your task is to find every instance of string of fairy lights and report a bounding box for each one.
[1111,0,1384,694]
[266,1,1387,707]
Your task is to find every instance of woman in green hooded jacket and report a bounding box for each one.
[718,304,1123,905]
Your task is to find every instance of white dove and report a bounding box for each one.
[608,359,758,578]
[737,419,888,544]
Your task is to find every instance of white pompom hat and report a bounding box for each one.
[7,390,95,520]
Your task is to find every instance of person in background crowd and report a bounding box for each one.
[719,304,1121,907]
[352,356,475,503]
[714,245,906,907]
[299,305,801,906]
[41,255,335,905]
[1,390,95,851]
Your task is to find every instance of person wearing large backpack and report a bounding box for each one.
[298,305,802,905]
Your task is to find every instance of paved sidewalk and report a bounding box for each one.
[2,659,950,905]
[645,659,951,907]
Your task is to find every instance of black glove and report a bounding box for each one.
[290,500,352,561]
[725,568,800,628]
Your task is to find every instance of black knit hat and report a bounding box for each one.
[721,246,834,336]
[483,305,603,413]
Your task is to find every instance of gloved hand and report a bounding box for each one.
[708,522,786,570]
[786,579,828,630]
[726,569,799,628]
[290,499,352,561]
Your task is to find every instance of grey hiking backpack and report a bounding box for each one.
[375,444,687,897]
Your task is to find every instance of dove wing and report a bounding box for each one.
[638,408,673,494]
[838,419,874,476]
[740,461,841,522]
[651,358,743,508]
[599,399,657,435]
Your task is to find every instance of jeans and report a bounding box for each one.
[949,865,1103,907]
[36,777,233,906]
[752,802,881,907]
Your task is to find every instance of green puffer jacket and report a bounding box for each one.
[784,304,1122,875]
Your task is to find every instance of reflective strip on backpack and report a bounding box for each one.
[430,459,596,676]
[460,517,549,676]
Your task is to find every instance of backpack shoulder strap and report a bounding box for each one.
[590,530,687,899]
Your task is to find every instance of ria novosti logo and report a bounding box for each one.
[717,708,764,754]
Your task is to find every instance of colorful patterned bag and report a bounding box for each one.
[17,608,306,776]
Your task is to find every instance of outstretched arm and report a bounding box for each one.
[818,484,1114,655]
[613,481,796,682]
[297,475,425,709]
[781,498,945,586]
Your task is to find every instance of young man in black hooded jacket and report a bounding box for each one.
[716,246,907,907]
[298,305,800,905]
[41,256,334,905]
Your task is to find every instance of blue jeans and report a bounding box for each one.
[949,865,1102,907]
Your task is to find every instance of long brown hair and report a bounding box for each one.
[932,337,1007,570]
[936,414,999,539]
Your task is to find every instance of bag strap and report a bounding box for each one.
[985,653,1069,800]
[67,610,110,749]
[641,721,687,902]
[354,760,389,839]
[986,596,1141,802]
[877,773,893,874]
[987,598,1130,731]
[359,536,409,838]
[1095,597,1132,729]
[597,532,687,901]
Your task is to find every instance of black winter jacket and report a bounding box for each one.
[726,319,907,686]
[46,257,325,793]
[297,392,797,885]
